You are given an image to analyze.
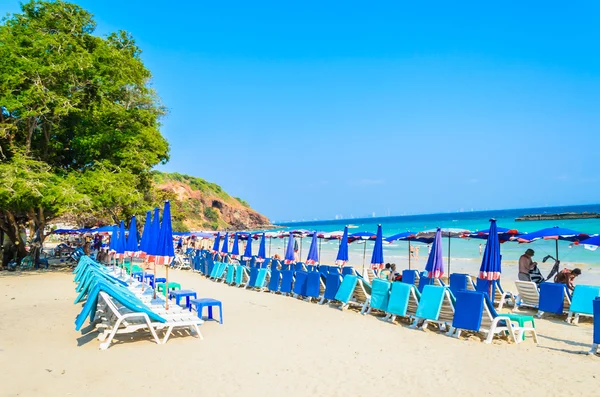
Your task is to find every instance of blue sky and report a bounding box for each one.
[2,1,599,222]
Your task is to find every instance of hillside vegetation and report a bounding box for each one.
[152,171,271,231]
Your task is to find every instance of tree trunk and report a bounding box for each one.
[0,210,27,263]
[25,117,37,154]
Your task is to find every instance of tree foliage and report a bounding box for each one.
[0,1,169,263]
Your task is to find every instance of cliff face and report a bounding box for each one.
[153,172,271,231]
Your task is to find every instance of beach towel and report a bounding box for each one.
[415,285,446,321]
[324,273,342,300]
[305,271,321,298]
[370,279,391,311]
[570,285,600,316]
[539,282,567,314]
[449,274,469,297]
[335,275,358,304]
[452,291,484,332]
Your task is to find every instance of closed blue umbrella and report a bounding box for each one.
[424,228,444,279]
[212,232,221,253]
[116,220,126,259]
[243,233,253,260]
[221,232,229,256]
[257,233,266,262]
[109,225,118,272]
[155,201,175,308]
[284,233,295,264]
[125,215,139,257]
[147,208,160,260]
[139,211,152,257]
[479,219,501,280]
[335,227,349,266]
[231,233,240,258]
[155,201,175,266]
[370,224,384,271]
[306,231,319,265]
[517,226,589,260]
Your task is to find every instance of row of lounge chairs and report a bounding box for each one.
[73,256,203,350]
[188,251,538,344]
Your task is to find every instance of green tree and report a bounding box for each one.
[0,1,169,266]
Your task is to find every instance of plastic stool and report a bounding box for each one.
[189,298,223,324]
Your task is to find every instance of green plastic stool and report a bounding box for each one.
[502,313,535,341]
[157,282,181,295]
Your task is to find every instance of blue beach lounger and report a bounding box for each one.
[268,269,282,293]
[247,267,259,289]
[280,270,295,295]
[567,285,600,324]
[333,275,370,313]
[253,268,269,290]
[449,274,469,297]
[293,271,308,297]
[538,282,571,317]
[589,297,600,355]
[401,270,419,286]
[385,282,421,322]
[305,271,323,301]
[320,272,343,304]
[447,291,532,344]
[364,278,391,315]
[412,285,455,331]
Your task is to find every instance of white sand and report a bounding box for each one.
[1,268,599,397]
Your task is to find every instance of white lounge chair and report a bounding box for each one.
[513,281,540,311]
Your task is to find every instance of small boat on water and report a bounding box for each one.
[347,224,359,228]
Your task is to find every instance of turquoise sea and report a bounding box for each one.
[275,204,600,268]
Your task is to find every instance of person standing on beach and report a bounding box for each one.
[479,244,483,256]
[415,246,420,260]
[518,249,537,281]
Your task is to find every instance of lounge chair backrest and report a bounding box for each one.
[305,271,321,298]
[514,281,540,307]
[402,270,418,285]
[539,282,569,314]
[415,285,446,321]
[255,269,269,288]
[268,269,282,292]
[449,273,469,296]
[249,267,259,286]
[334,275,359,304]
[452,290,484,332]
[570,285,600,316]
[280,270,295,293]
[594,298,600,344]
[293,271,308,296]
[386,282,419,317]
[370,279,391,311]
[324,273,342,300]
[319,265,330,274]
[342,266,355,276]
[295,262,305,271]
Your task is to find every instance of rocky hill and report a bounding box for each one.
[152,171,271,231]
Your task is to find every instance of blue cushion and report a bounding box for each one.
[387,282,416,316]
[255,269,268,288]
[539,282,567,314]
[268,269,281,292]
[305,271,321,298]
[342,267,355,276]
[449,273,469,296]
[570,285,600,315]
[335,275,358,303]
[452,291,484,332]
[370,279,391,311]
[324,273,342,300]
[293,271,308,296]
[593,297,600,344]
[249,267,259,287]
[415,285,445,321]
[402,270,418,285]
[280,270,294,293]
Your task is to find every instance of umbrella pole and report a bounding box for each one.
[153,261,157,299]
[141,259,146,291]
[362,242,366,275]
[165,264,169,310]
[408,241,411,270]
[300,237,303,261]
[269,238,271,257]
[555,239,559,261]
[319,238,322,263]
[447,235,451,276]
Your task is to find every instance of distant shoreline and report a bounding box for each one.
[516,212,600,221]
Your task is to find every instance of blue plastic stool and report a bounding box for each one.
[132,271,144,282]
[189,298,223,324]
[144,274,154,286]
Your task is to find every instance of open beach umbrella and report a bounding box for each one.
[155,201,175,309]
[335,227,349,266]
[243,233,253,260]
[385,231,417,269]
[349,231,376,270]
[579,235,600,251]
[370,225,384,271]
[284,233,295,264]
[516,226,589,260]
[306,231,319,265]
[424,228,444,279]
[479,219,501,281]
[257,233,266,262]
[466,227,520,243]
[231,233,240,258]
[417,228,469,275]
[221,232,230,257]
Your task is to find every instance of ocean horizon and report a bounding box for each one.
[269,203,600,267]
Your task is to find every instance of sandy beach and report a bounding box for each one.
[1,267,599,397]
